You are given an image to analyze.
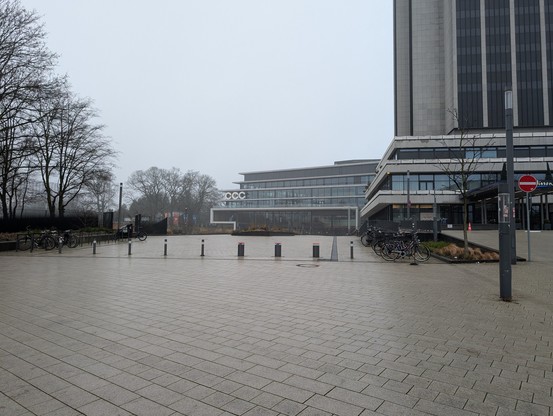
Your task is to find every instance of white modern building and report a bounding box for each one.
[211,160,377,234]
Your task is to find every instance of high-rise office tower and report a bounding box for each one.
[394,0,553,136]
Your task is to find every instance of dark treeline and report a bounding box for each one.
[125,167,219,232]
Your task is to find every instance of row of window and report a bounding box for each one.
[239,186,365,200]
[239,175,370,190]
[485,6,510,18]
[388,173,500,192]
[384,171,551,193]
[456,0,553,130]
[223,197,364,209]
[393,145,553,160]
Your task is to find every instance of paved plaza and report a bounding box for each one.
[0,232,552,415]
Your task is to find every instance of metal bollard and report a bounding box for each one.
[128,240,132,256]
[58,236,63,254]
[164,239,167,256]
[237,242,245,257]
[93,240,97,255]
[201,239,205,257]
[350,241,354,259]
[312,243,319,258]
[275,242,282,258]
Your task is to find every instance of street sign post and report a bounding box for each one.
[518,175,537,261]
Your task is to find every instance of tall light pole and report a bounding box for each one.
[433,187,438,241]
[505,88,516,264]
[117,182,123,229]
[406,170,411,220]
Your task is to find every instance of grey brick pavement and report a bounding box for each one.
[0,233,552,415]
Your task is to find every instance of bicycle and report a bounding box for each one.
[51,229,80,248]
[134,230,147,241]
[360,226,380,247]
[380,231,431,262]
[115,225,147,241]
[16,227,56,251]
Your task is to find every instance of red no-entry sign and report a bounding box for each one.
[518,175,538,192]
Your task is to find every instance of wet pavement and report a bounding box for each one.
[0,232,551,415]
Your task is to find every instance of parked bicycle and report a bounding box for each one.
[115,224,147,241]
[52,229,80,248]
[379,231,431,262]
[16,227,56,251]
[360,226,380,247]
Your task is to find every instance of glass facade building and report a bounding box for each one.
[362,133,553,227]
[395,0,553,136]
[211,160,377,234]
[367,1,553,229]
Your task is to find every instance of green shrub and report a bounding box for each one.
[423,241,449,251]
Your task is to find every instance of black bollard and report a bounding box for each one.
[275,243,282,258]
[237,242,245,257]
[164,239,167,256]
[58,236,63,254]
[201,239,205,257]
[128,240,132,256]
[93,240,97,255]
[350,241,354,259]
[313,243,319,258]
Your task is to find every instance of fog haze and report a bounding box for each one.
[20,0,394,189]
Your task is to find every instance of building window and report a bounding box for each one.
[457,0,484,128]
[515,0,544,126]
[486,0,512,127]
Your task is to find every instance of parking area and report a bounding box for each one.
[1,232,552,415]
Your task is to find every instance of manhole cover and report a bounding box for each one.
[296,264,320,268]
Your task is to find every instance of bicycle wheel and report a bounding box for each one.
[372,240,385,256]
[360,234,370,247]
[41,235,56,250]
[137,232,147,241]
[381,244,400,261]
[67,234,79,248]
[17,236,32,251]
[414,244,431,262]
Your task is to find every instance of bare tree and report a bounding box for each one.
[0,116,33,218]
[0,0,58,218]
[78,170,117,227]
[436,109,493,255]
[162,167,187,214]
[191,173,219,227]
[31,84,115,218]
[126,167,168,221]
[126,167,219,232]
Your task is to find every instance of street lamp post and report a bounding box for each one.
[406,170,411,220]
[505,88,516,264]
[433,188,438,241]
[117,182,123,229]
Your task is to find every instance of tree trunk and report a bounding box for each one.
[1,196,9,219]
[58,198,65,218]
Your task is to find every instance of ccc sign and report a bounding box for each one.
[224,191,246,200]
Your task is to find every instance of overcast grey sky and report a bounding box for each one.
[21,0,394,190]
